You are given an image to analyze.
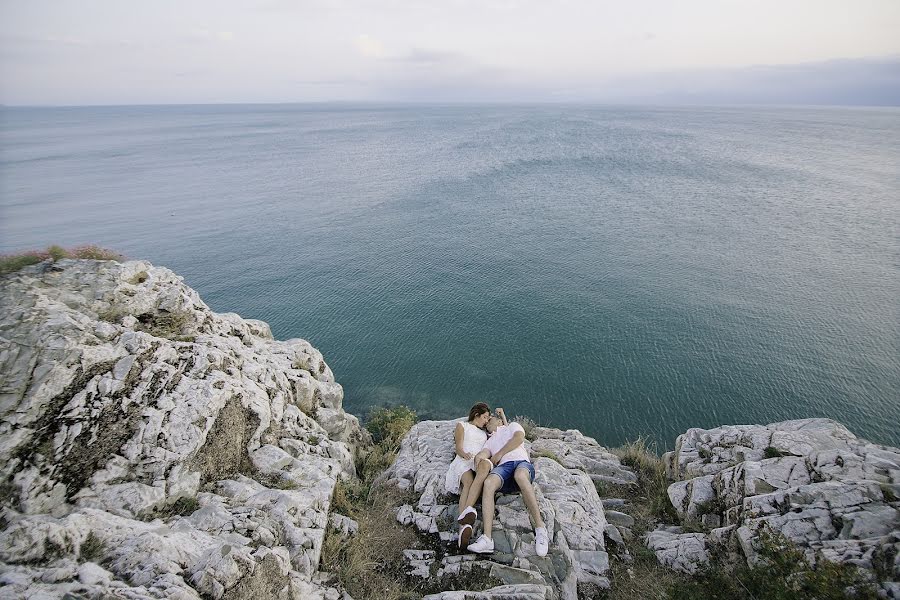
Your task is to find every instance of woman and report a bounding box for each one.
[444,403,507,548]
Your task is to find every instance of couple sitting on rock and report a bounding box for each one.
[444,402,549,557]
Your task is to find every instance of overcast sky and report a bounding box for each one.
[2,0,899,105]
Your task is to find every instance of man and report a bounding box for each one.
[463,408,549,556]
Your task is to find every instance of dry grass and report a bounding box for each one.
[592,437,688,599]
[321,405,423,599]
[321,484,422,600]
[513,414,539,441]
[0,245,123,276]
[612,436,678,524]
[598,545,689,600]
[324,404,504,598]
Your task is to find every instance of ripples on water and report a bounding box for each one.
[2,104,898,448]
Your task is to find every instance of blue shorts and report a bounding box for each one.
[490,460,535,494]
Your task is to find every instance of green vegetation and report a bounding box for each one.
[136,310,192,341]
[365,405,417,448]
[669,527,878,600]
[0,245,123,276]
[595,438,877,600]
[532,449,562,463]
[129,270,149,284]
[144,496,202,521]
[79,531,106,562]
[763,446,789,459]
[614,436,677,523]
[323,404,502,600]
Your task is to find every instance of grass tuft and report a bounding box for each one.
[0,245,123,276]
[668,527,878,600]
[514,414,539,441]
[80,531,106,562]
[763,446,789,459]
[533,450,562,463]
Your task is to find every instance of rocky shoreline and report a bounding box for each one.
[1,259,897,599]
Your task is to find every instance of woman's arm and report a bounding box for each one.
[454,422,472,460]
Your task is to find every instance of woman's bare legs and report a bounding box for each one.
[458,470,475,515]
[461,452,493,510]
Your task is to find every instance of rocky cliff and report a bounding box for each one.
[0,259,367,598]
[1,259,898,599]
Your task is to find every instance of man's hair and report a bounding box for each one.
[468,402,490,422]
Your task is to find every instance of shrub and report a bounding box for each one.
[149,496,202,520]
[80,532,105,561]
[668,527,878,600]
[47,245,68,261]
[763,446,788,459]
[136,311,191,340]
[365,405,417,449]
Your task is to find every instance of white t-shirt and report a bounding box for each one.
[484,422,529,465]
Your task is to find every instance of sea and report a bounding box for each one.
[1,103,898,449]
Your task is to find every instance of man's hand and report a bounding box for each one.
[461,452,473,460]
[491,453,503,466]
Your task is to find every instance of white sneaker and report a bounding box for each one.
[467,534,495,554]
[535,527,549,557]
[457,505,477,526]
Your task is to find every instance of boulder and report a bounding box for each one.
[663,418,900,594]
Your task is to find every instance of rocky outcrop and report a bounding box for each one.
[3,259,898,598]
[379,421,639,600]
[0,259,367,599]
[660,419,900,596]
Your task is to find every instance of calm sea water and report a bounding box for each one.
[2,104,898,449]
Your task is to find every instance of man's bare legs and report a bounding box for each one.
[514,468,545,529]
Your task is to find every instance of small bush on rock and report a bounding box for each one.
[80,532,105,561]
[366,405,417,449]
[0,252,45,275]
[514,414,539,441]
[763,446,789,459]
[668,527,878,600]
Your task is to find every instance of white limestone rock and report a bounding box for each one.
[645,526,709,575]
[0,259,360,600]
[662,418,900,587]
[380,419,623,600]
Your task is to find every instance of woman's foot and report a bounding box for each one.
[457,506,477,527]
[458,524,473,549]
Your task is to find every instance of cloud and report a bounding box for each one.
[355,34,385,59]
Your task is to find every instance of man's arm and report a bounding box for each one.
[491,430,525,465]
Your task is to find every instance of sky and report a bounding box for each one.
[1,0,899,105]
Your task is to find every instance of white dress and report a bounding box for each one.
[444,421,488,495]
